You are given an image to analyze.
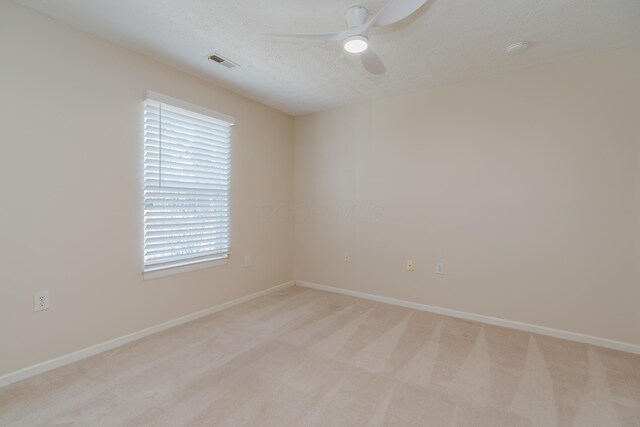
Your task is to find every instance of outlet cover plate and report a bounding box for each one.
[34,291,50,312]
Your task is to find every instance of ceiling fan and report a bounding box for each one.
[268,0,429,75]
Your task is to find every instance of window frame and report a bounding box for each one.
[142,91,234,280]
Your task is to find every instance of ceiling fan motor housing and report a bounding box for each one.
[345,6,368,28]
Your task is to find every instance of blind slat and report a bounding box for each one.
[144,169,230,182]
[145,235,230,250]
[145,117,231,139]
[144,163,229,177]
[145,222,229,232]
[145,250,229,266]
[145,229,229,242]
[144,132,231,153]
[145,108,232,132]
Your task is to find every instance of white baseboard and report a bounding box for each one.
[0,281,295,388]
[296,280,640,355]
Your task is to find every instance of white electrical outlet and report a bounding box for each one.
[244,255,251,268]
[407,260,415,271]
[344,253,351,263]
[436,262,445,275]
[33,291,50,312]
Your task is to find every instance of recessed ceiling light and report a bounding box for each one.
[506,41,529,55]
[343,35,368,54]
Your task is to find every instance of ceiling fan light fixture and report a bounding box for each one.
[343,35,368,53]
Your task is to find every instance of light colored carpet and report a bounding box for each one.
[1,286,639,426]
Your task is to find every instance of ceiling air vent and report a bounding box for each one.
[208,54,238,69]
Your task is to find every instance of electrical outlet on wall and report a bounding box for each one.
[244,255,251,268]
[436,262,445,275]
[344,253,351,263]
[33,291,50,312]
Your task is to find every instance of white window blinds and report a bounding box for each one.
[143,93,233,273]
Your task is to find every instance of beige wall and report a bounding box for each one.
[295,47,640,346]
[2,0,639,379]
[0,1,294,376]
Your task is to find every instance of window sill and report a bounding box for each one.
[143,256,228,280]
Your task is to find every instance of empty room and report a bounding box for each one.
[1,0,639,425]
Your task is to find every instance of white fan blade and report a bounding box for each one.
[371,0,429,28]
[361,49,387,75]
[266,30,347,41]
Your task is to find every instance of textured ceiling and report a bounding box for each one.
[12,0,640,115]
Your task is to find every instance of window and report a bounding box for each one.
[143,92,233,276]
